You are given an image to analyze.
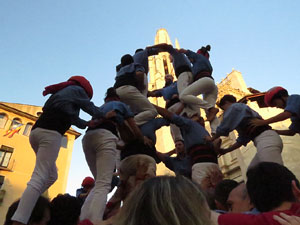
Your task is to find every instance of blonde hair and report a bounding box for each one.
[119,154,156,181]
[113,176,212,225]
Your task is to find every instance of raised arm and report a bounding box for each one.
[125,117,153,146]
[275,129,296,136]
[153,104,174,120]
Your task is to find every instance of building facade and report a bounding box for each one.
[149,28,300,181]
[0,102,80,224]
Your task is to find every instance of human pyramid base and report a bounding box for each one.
[5,44,300,225]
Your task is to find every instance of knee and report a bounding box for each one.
[48,170,58,185]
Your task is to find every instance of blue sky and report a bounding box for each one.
[1,0,300,195]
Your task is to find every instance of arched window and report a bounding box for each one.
[0,113,8,129]
[23,123,33,136]
[9,118,22,130]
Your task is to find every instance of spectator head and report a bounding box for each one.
[214,179,239,211]
[48,194,81,225]
[246,162,300,212]
[219,95,237,111]
[81,176,95,190]
[114,176,211,225]
[5,196,50,225]
[118,155,157,202]
[164,74,174,86]
[227,183,254,213]
[175,140,185,156]
[121,54,134,67]
[104,87,120,102]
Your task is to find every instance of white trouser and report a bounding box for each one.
[116,85,157,126]
[80,129,119,223]
[12,128,61,224]
[141,73,148,97]
[179,77,218,110]
[191,162,223,191]
[168,102,183,142]
[248,130,283,169]
[209,117,220,134]
[177,71,193,94]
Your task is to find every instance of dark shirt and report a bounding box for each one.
[163,155,192,178]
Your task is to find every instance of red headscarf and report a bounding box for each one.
[43,76,93,99]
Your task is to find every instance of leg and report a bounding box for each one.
[168,102,183,142]
[80,129,118,223]
[203,83,219,122]
[249,130,283,169]
[82,133,97,178]
[177,71,193,95]
[141,73,148,97]
[179,77,216,110]
[116,85,157,126]
[12,128,61,224]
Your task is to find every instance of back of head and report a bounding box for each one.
[219,95,237,108]
[105,87,120,102]
[135,48,144,54]
[214,179,239,210]
[68,75,93,99]
[5,196,50,225]
[81,176,95,189]
[114,176,211,225]
[264,86,288,107]
[246,162,299,212]
[121,54,134,67]
[48,194,81,225]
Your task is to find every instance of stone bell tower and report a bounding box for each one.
[148,28,179,175]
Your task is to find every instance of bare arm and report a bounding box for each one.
[126,118,144,142]
[264,111,292,124]
[156,149,176,162]
[153,104,174,120]
[250,111,292,128]
[275,129,296,136]
[217,142,242,156]
[126,118,153,146]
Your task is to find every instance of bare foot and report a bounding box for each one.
[206,107,219,122]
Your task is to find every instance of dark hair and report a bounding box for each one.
[205,45,211,51]
[135,48,144,54]
[105,87,120,101]
[214,179,239,210]
[5,196,50,225]
[246,162,300,212]
[48,194,81,225]
[121,54,134,67]
[219,95,237,107]
[272,89,289,101]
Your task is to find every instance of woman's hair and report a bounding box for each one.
[120,54,134,67]
[114,176,212,225]
[5,196,50,225]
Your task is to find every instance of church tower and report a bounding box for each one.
[148,28,177,175]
